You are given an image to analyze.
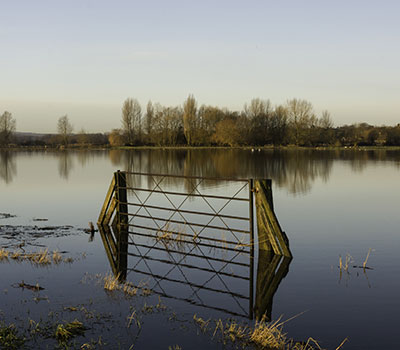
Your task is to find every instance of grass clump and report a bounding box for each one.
[0,322,25,350]
[103,273,150,297]
[103,273,120,291]
[0,248,74,266]
[194,314,347,350]
[55,320,86,345]
[0,249,9,261]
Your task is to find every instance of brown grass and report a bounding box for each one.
[0,248,73,266]
[103,273,150,297]
[195,314,347,350]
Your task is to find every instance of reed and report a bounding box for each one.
[193,314,210,333]
[339,254,352,272]
[363,248,373,270]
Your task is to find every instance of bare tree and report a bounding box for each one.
[0,111,16,146]
[183,94,197,145]
[319,110,333,128]
[243,98,273,145]
[121,98,142,145]
[145,100,154,138]
[286,99,314,145]
[57,115,73,146]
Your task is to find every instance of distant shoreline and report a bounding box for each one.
[2,145,400,152]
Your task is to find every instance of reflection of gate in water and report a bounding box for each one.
[98,171,291,320]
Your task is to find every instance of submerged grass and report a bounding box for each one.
[156,223,193,251]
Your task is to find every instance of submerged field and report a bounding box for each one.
[1,149,399,349]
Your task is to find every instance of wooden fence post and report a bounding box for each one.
[254,179,292,257]
[115,171,128,278]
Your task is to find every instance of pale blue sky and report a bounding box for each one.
[0,0,399,132]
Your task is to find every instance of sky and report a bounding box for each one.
[0,0,399,133]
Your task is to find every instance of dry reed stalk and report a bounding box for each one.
[193,314,210,333]
[363,248,372,270]
[335,338,348,350]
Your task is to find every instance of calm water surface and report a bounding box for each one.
[0,149,399,349]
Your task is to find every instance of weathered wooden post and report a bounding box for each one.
[254,179,291,257]
[97,176,116,226]
[115,171,128,278]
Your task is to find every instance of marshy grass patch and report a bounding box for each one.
[0,248,74,266]
[0,322,25,350]
[194,314,347,350]
[54,319,86,345]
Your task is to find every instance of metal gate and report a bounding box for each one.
[98,171,291,319]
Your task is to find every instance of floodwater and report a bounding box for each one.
[0,149,399,349]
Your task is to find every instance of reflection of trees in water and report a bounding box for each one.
[183,149,333,195]
[0,151,17,184]
[77,150,90,167]
[58,151,74,180]
[107,149,400,194]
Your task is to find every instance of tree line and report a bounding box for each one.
[110,96,400,147]
[1,96,400,147]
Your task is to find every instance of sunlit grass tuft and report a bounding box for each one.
[0,248,74,266]
[194,313,347,350]
[103,273,150,297]
[103,273,120,291]
[55,320,85,345]
[0,248,9,261]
